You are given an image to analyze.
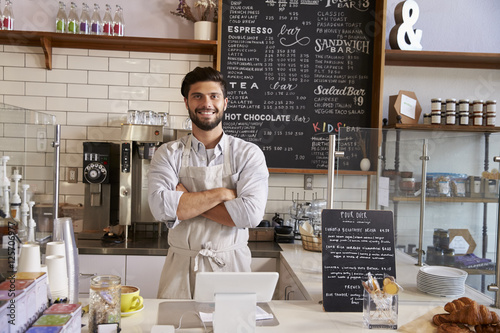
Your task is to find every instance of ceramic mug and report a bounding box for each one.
[121,285,143,313]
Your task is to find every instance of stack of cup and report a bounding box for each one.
[45,241,67,285]
[46,241,66,257]
[45,254,68,300]
[18,243,42,273]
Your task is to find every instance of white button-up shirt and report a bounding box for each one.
[148,133,269,229]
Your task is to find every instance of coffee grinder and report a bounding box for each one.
[81,142,120,239]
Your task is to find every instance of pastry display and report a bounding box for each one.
[432,297,500,332]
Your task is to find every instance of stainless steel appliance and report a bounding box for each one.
[82,142,120,237]
[119,124,165,236]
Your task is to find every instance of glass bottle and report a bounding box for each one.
[56,1,67,33]
[67,2,79,34]
[2,0,14,31]
[89,275,121,332]
[0,1,3,30]
[113,5,124,36]
[102,4,112,36]
[79,2,91,34]
[90,3,102,35]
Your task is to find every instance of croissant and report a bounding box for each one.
[447,302,500,326]
[437,323,473,333]
[444,297,475,313]
[433,313,452,326]
[475,324,500,333]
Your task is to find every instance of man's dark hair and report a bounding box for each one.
[181,67,227,99]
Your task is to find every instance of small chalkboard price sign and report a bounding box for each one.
[321,209,395,312]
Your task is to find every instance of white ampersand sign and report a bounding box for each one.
[389,0,423,50]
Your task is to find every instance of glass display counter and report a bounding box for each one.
[337,126,500,302]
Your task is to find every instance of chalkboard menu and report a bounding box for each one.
[219,0,377,170]
[321,209,395,312]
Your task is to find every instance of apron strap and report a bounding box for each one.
[168,241,247,272]
[181,134,192,169]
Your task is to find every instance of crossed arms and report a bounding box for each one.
[175,183,237,227]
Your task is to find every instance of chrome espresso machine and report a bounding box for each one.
[119,123,171,238]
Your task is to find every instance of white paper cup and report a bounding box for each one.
[46,241,66,257]
[45,254,68,299]
[18,243,41,273]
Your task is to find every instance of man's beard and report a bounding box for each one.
[188,107,223,131]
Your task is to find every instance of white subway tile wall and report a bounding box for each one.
[0,47,368,221]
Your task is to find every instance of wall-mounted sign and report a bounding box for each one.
[219,0,378,171]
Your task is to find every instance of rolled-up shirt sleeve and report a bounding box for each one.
[148,140,184,226]
[224,140,269,229]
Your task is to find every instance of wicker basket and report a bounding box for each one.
[301,234,322,252]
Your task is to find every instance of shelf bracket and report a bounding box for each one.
[40,36,52,70]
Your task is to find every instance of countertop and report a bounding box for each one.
[79,243,499,332]
[76,231,283,257]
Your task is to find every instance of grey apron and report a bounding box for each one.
[157,135,251,299]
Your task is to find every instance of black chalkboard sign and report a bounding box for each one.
[321,209,395,312]
[219,0,378,170]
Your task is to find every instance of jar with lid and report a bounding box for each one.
[473,100,484,126]
[431,98,441,111]
[445,99,456,125]
[89,275,121,332]
[486,100,497,113]
[423,113,431,124]
[486,100,497,126]
[458,99,470,125]
[443,248,455,266]
[431,110,441,124]
[441,101,447,125]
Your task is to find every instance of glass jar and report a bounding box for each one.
[446,98,456,112]
[473,112,483,126]
[443,248,455,266]
[431,98,441,111]
[89,275,121,333]
[440,102,446,125]
[423,113,431,124]
[486,112,496,126]
[446,111,456,125]
[431,110,441,124]
[486,100,497,113]
[473,100,484,112]
[458,99,470,125]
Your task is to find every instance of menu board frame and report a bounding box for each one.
[321,209,396,312]
[216,0,386,174]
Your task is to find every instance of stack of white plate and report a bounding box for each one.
[417,266,468,297]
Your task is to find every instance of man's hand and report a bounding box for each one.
[176,183,188,193]
[175,183,237,226]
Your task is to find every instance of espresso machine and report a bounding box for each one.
[81,142,120,238]
[119,124,167,239]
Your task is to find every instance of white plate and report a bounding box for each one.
[419,266,468,278]
[122,304,144,317]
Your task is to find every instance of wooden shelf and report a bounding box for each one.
[0,30,218,69]
[384,123,500,133]
[392,196,498,203]
[385,49,500,70]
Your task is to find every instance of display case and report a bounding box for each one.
[337,126,500,301]
[0,103,58,239]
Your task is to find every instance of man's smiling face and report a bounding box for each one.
[185,81,228,132]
